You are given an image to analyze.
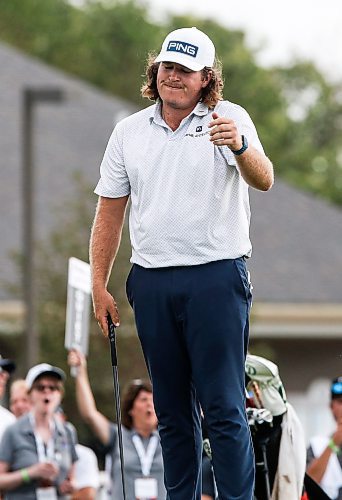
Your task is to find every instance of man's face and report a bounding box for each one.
[331,396,342,422]
[130,390,158,429]
[10,385,31,418]
[157,62,211,113]
[30,376,62,415]
[0,369,10,400]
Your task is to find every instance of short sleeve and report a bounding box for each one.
[95,122,131,198]
[0,425,14,463]
[102,423,118,455]
[74,444,100,489]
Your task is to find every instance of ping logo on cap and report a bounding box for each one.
[167,40,198,58]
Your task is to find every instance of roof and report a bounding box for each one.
[1,42,341,303]
[249,180,342,302]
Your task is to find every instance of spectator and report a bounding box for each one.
[68,349,165,500]
[0,355,16,441]
[9,379,31,419]
[306,376,342,500]
[0,363,77,499]
[71,444,100,500]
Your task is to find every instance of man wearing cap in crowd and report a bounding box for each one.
[306,377,342,499]
[0,363,77,499]
[90,26,274,499]
[0,355,16,441]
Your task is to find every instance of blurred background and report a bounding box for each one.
[0,0,341,453]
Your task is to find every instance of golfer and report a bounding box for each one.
[90,27,274,499]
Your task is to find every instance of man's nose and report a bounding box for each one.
[168,68,180,80]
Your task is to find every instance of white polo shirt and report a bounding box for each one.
[95,100,264,268]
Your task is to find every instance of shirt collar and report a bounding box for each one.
[149,100,210,126]
[24,412,64,436]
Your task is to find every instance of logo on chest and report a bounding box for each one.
[185,125,209,138]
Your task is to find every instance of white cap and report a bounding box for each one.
[155,27,215,71]
[26,363,66,391]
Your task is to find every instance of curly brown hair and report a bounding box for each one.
[122,378,153,429]
[141,52,224,108]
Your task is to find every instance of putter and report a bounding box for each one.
[108,314,127,500]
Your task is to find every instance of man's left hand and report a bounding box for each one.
[208,112,242,151]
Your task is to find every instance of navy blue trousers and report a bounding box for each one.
[126,258,254,500]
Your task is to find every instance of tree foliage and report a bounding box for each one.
[1,0,341,205]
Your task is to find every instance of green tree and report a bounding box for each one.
[1,0,341,205]
[273,63,342,204]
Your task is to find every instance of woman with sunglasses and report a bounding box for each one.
[67,349,165,500]
[0,363,78,499]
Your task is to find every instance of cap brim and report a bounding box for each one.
[154,53,205,72]
[0,359,16,374]
[36,369,65,382]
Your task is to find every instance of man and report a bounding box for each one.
[90,27,274,499]
[306,377,342,499]
[0,355,16,441]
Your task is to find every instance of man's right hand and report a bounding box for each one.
[28,461,59,482]
[92,287,120,336]
[68,349,86,372]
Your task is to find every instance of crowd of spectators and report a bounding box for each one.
[0,352,340,500]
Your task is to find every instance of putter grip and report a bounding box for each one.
[108,315,118,367]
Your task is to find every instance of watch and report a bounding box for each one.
[232,135,248,156]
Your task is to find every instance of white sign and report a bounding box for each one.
[65,257,91,355]
[68,257,91,293]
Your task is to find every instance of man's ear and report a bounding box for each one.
[201,70,212,88]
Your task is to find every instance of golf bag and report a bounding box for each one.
[202,354,307,500]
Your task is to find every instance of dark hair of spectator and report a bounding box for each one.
[122,379,153,429]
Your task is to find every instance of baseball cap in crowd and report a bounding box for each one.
[26,363,66,391]
[155,27,215,71]
[0,355,16,374]
[331,376,342,399]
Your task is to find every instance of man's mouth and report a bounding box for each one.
[163,83,183,90]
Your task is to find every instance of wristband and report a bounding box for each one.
[20,468,31,483]
[328,438,340,454]
[231,135,248,156]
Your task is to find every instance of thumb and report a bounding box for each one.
[212,112,219,120]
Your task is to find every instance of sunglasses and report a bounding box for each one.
[33,384,61,393]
